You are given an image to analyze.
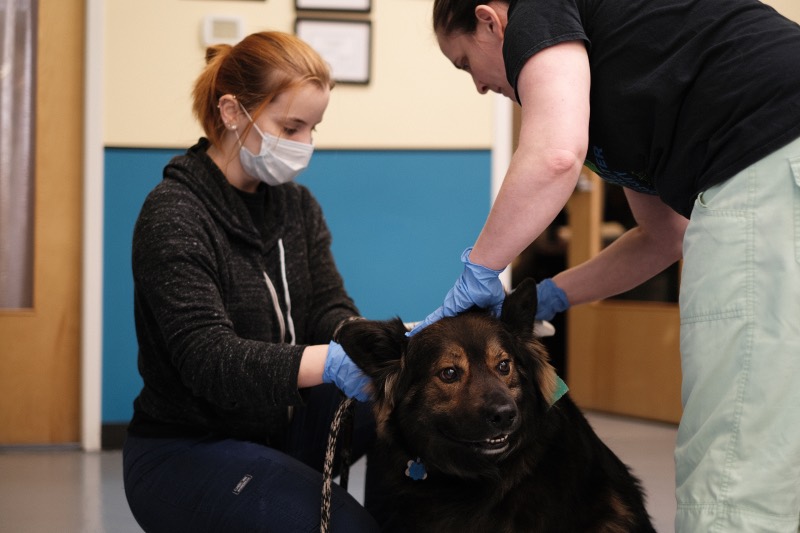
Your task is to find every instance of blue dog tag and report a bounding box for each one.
[405,457,427,481]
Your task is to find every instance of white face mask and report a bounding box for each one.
[237,107,314,186]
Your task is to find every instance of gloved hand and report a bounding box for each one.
[322,341,371,402]
[408,247,505,336]
[535,278,570,321]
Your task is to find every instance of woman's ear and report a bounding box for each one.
[475,4,506,39]
[217,94,242,132]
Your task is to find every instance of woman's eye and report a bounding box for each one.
[497,360,511,375]
[438,367,458,383]
[283,127,298,136]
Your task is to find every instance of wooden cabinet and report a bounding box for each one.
[565,172,682,423]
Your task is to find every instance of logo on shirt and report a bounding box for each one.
[586,146,655,194]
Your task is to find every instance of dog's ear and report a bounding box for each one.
[335,317,407,384]
[502,279,566,406]
[500,277,538,336]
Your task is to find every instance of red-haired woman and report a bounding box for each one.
[123,31,382,532]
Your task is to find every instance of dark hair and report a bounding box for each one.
[192,31,333,148]
[433,0,508,36]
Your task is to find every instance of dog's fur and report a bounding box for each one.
[336,278,655,532]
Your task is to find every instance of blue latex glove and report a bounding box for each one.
[535,278,570,321]
[408,247,505,336]
[322,341,371,402]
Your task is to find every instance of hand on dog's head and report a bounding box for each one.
[336,277,542,385]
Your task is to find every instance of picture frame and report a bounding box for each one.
[295,18,372,85]
[295,0,370,13]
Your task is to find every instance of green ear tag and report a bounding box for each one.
[550,376,569,407]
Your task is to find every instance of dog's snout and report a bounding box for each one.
[488,403,518,430]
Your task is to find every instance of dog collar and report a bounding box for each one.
[550,376,569,407]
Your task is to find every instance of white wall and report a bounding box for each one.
[104,0,493,150]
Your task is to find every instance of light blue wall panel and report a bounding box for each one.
[103,148,490,423]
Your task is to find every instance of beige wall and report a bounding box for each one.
[766,0,800,22]
[105,0,800,150]
[104,0,492,150]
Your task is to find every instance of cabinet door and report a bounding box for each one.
[565,172,682,423]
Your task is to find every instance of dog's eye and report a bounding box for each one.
[497,360,512,375]
[438,367,459,383]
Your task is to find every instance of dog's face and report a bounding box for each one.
[337,278,561,479]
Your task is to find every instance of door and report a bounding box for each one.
[0,0,85,445]
[565,172,682,423]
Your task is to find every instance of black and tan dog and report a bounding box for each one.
[336,278,655,532]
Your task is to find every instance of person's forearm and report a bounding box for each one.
[471,151,582,271]
[297,344,327,388]
[553,224,683,307]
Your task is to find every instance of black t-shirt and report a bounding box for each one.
[504,0,800,217]
[235,183,269,240]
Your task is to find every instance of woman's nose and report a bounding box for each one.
[473,77,489,95]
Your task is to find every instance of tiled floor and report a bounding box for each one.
[0,412,677,533]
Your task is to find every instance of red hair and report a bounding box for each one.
[192,31,333,147]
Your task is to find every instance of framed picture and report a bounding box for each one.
[295,0,370,13]
[295,18,371,85]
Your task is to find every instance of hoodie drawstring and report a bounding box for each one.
[262,238,296,345]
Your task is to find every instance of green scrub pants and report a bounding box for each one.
[676,136,800,532]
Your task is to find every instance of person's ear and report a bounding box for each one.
[475,4,505,39]
[217,94,242,132]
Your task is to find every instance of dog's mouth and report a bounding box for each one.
[475,433,511,455]
[442,430,513,456]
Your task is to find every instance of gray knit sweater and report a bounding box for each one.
[128,139,359,443]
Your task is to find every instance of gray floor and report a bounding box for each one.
[0,412,677,533]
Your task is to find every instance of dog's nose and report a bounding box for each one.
[488,404,518,431]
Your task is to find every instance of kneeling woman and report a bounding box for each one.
[123,31,383,533]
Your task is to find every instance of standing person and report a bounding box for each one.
[414,1,800,531]
[123,31,381,533]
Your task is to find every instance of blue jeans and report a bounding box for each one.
[123,385,384,533]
